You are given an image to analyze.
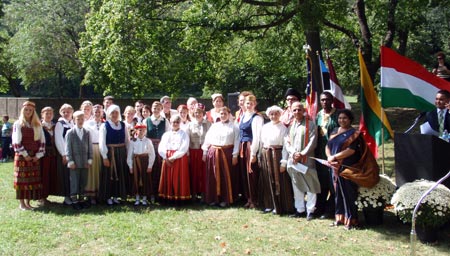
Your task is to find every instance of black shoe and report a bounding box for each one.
[72,203,82,210]
[306,213,315,221]
[289,211,306,218]
[81,201,91,209]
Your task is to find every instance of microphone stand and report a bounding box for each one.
[410,170,450,255]
[404,113,425,134]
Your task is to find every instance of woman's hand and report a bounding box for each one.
[103,159,110,167]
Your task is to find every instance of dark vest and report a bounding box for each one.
[59,120,71,138]
[105,121,125,144]
[239,113,257,142]
[146,117,166,139]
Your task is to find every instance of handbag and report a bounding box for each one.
[339,134,380,188]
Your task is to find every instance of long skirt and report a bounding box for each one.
[98,145,130,201]
[55,152,70,197]
[189,148,205,195]
[151,140,162,199]
[14,154,42,200]
[132,154,152,197]
[258,147,295,215]
[334,173,359,226]
[85,144,101,198]
[41,146,58,197]
[159,150,191,200]
[204,146,234,205]
[239,141,259,204]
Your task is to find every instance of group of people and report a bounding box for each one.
[12,90,372,231]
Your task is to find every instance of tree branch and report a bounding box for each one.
[323,19,359,48]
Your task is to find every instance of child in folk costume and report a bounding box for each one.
[158,115,191,201]
[177,104,190,132]
[65,111,93,210]
[99,104,130,205]
[12,101,46,210]
[186,104,211,198]
[54,103,74,205]
[84,104,104,204]
[127,123,155,205]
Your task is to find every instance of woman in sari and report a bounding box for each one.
[326,109,362,230]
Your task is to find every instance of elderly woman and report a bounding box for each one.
[158,115,191,201]
[326,109,363,230]
[187,97,198,120]
[186,104,211,198]
[12,101,46,210]
[257,105,294,215]
[99,104,130,205]
[202,107,240,207]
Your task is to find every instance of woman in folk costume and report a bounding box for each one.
[202,107,240,207]
[80,100,93,121]
[239,94,264,209]
[158,115,191,201]
[186,103,211,198]
[257,106,294,215]
[12,101,46,210]
[177,104,190,132]
[206,93,225,123]
[40,107,57,205]
[127,123,155,206]
[123,105,138,139]
[54,103,74,205]
[186,97,198,121]
[83,104,104,204]
[326,109,365,230]
[234,91,253,124]
[99,104,130,205]
[145,101,171,203]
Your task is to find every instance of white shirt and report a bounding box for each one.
[148,115,171,132]
[158,129,189,160]
[127,137,156,169]
[55,118,73,156]
[202,121,240,157]
[261,121,288,147]
[240,112,264,157]
[84,119,103,144]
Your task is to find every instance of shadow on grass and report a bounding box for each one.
[360,210,450,253]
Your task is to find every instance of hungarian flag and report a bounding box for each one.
[359,49,394,158]
[326,56,351,109]
[380,46,450,111]
[305,55,318,120]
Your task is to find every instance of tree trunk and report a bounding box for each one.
[8,78,21,97]
[305,28,323,96]
[397,29,408,56]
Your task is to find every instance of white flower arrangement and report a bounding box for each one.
[391,179,450,228]
[356,174,396,211]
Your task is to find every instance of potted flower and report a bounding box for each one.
[356,174,396,225]
[391,179,450,243]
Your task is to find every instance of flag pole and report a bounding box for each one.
[380,46,386,175]
[316,51,325,92]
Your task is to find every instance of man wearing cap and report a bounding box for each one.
[281,88,302,127]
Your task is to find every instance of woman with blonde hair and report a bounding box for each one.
[12,101,46,210]
[80,100,93,121]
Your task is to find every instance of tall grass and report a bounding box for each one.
[0,161,449,255]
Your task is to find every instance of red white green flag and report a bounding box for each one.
[359,49,394,158]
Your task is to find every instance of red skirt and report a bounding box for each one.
[189,148,205,195]
[158,150,191,200]
[14,154,42,200]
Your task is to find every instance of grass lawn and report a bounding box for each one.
[1,161,449,255]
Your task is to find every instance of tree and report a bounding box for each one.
[2,0,89,98]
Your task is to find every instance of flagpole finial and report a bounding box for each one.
[302,44,311,54]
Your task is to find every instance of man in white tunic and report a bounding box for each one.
[281,102,320,220]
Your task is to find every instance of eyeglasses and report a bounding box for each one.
[286,97,297,101]
[292,109,302,112]
[438,57,443,60]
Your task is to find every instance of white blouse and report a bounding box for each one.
[240,112,264,157]
[202,121,240,157]
[127,137,156,169]
[261,121,288,147]
[54,117,73,156]
[158,129,189,160]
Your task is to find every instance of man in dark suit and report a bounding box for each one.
[424,90,450,136]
